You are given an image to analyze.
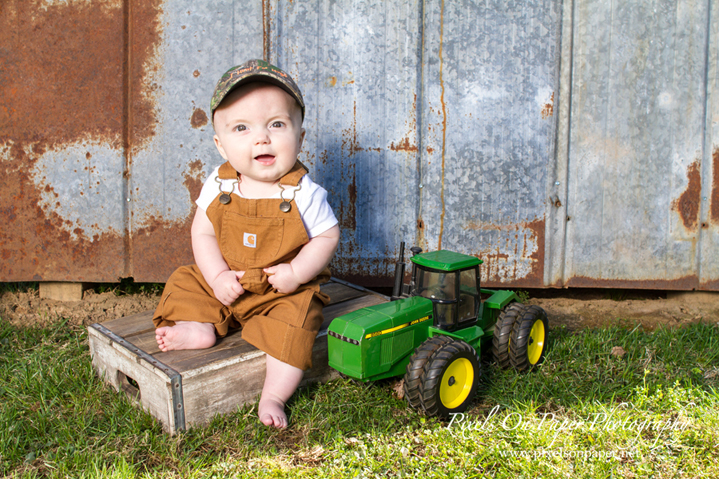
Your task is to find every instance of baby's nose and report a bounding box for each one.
[254,129,270,144]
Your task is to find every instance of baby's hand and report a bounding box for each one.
[211,270,245,306]
[264,264,301,294]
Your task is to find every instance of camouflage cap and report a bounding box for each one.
[210,59,305,124]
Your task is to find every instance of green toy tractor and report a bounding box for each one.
[327,243,549,417]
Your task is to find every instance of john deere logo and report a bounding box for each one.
[243,233,256,248]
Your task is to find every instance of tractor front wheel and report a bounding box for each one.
[416,337,480,417]
[509,305,549,372]
[404,335,454,409]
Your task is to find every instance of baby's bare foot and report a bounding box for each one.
[258,396,288,429]
[155,321,216,352]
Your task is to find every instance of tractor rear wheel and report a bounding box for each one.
[404,335,454,409]
[418,337,480,417]
[491,302,527,369]
[509,305,549,372]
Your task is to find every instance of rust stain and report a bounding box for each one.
[190,108,208,129]
[467,218,546,288]
[132,161,204,282]
[341,101,363,156]
[338,165,357,231]
[262,0,270,62]
[700,277,719,291]
[437,0,447,249]
[329,76,337,87]
[183,160,205,201]
[332,257,395,288]
[672,160,701,230]
[541,92,554,120]
[193,69,200,78]
[711,147,719,223]
[1,1,125,148]
[0,0,164,281]
[132,214,194,282]
[567,275,699,291]
[127,0,164,155]
[389,138,418,152]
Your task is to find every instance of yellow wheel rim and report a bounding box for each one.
[439,357,474,409]
[527,320,546,365]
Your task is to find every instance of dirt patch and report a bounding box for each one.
[0,289,161,329]
[529,291,719,330]
[0,288,717,331]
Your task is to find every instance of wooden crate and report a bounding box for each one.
[88,279,387,434]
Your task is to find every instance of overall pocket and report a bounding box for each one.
[220,212,284,268]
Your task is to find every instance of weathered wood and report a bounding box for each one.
[39,282,87,301]
[88,279,388,433]
[100,310,155,339]
[88,325,180,433]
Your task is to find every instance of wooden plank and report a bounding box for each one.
[101,310,155,338]
[322,282,368,305]
[39,282,87,301]
[161,334,261,373]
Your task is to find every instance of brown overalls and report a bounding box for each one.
[152,161,331,370]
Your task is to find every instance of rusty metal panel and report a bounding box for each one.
[562,0,717,289]
[0,0,130,282]
[417,0,561,288]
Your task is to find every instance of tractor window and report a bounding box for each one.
[434,302,457,327]
[416,269,456,301]
[458,267,479,321]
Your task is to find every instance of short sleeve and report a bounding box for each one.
[196,165,223,210]
[294,176,338,238]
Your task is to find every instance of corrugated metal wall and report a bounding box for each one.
[1,0,717,290]
[551,0,719,290]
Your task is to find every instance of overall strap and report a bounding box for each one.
[218,161,239,180]
[216,160,308,185]
[279,161,309,186]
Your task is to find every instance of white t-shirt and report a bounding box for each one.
[196,165,338,238]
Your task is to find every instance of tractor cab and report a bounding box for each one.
[409,250,482,332]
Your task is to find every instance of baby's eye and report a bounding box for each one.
[270,121,284,128]
[234,125,247,132]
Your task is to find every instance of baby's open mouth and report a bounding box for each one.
[254,155,275,164]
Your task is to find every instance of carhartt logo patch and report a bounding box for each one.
[243,233,256,248]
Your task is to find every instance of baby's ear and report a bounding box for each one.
[213,134,228,159]
[298,128,306,149]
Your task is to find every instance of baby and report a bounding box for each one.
[152,60,340,428]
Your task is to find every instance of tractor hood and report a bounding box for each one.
[328,296,433,341]
[327,296,434,380]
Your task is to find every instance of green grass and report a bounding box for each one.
[1,318,718,478]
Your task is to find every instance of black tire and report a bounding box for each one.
[404,335,454,409]
[509,305,549,372]
[491,302,528,369]
[419,338,481,417]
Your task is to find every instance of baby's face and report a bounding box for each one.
[213,83,304,187]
